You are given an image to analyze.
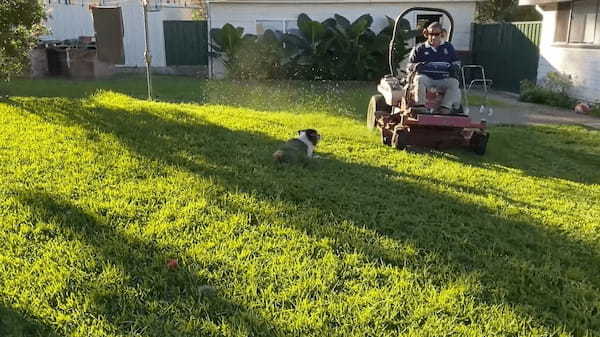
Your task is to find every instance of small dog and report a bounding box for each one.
[273,129,321,164]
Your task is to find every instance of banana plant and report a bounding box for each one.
[210,24,257,75]
[211,13,421,81]
[210,23,244,57]
[323,14,380,79]
[282,14,335,79]
[374,16,422,76]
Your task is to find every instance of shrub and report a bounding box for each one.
[233,32,285,80]
[519,72,576,109]
[541,71,573,95]
[211,13,418,81]
[0,0,45,82]
[588,103,600,118]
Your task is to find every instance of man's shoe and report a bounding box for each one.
[410,105,428,115]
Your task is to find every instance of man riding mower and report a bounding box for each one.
[367,7,489,155]
[409,21,461,115]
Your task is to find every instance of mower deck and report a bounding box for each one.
[375,111,489,154]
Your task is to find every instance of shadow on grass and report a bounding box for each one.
[10,96,600,335]
[0,303,59,337]
[441,124,600,185]
[16,191,280,337]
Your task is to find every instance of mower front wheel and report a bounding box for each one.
[367,94,391,130]
[471,132,489,155]
[392,128,410,150]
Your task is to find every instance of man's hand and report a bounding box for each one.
[409,62,427,72]
[449,64,461,79]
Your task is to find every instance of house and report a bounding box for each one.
[519,0,600,102]
[206,0,480,78]
[40,0,203,72]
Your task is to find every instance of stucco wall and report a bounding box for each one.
[537,4,600,102]
[42,3,195,67]
[208,1,476,77]
[43,4,95,40]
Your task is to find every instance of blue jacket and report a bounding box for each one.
[408,42,459,80]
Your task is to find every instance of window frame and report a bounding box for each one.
[256,19,298,35]
[553,0,600,47]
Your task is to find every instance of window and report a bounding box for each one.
[555,2,570,42]
[256,19,298,35]
[554,0,600,44]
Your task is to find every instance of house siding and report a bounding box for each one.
[208,1,476,77]
[42,2,195,67]
[537,4,600,102]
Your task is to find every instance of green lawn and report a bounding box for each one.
[1,76,599,337]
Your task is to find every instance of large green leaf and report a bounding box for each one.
[211,24,245,55]
[350,14,373,36]
[398,17,412,31]
[322,18,337,29]
[282,33,310,53]
[299,22,326,45]
[297,13,326,43]
[334,14,351,30]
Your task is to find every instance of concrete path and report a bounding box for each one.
[465,90,600,129]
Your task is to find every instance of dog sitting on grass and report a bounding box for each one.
[273,129,321,164]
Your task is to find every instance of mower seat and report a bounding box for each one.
[424,87,445,110]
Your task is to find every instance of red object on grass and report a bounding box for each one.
[166,259,179,269]
[574,103,591,114]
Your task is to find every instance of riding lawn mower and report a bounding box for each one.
[367,7,490,155]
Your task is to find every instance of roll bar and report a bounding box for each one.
[388,7,455,76]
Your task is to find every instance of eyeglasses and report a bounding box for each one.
[428,32,441,36]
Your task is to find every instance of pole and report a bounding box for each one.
[207,0,213,79]
[142,0,153,100]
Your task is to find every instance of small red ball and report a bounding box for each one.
[166,259,179,269]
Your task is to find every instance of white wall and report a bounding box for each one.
[42,2,195,67]
[208,1,477,77]
[536,4,600,102]
[43,4,95,40]
[120,3,196,67]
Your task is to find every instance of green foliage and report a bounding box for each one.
[211,25,285,80]
[211,13,415,81]
[0,0,45,83]
[1,77,600,337]
[588,103,600,118]
[323,14,409,80]
[239,31,286,80]
[541,71,573,95]
[209,23,246,75]
[519,72,576,108]
[476,0,541,23]
[281,13,334,80]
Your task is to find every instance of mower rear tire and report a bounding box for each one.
[367,94,391,130]
[471,132,489,155]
